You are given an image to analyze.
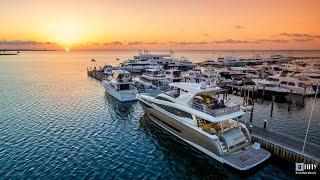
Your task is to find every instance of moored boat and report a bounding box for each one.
[136,82,271,170]
[102,70,137,102]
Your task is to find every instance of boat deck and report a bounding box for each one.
[224,146,271,170]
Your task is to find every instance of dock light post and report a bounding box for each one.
[302,85,319,153]
[263,119,269,129]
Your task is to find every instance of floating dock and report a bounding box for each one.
[251,126,320,165]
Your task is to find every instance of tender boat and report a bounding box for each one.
[102,70,137,102]
[134,68,170,96]
[136,82,271,170]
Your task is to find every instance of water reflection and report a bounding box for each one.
[138,114,296,179]
[104,93,135,118]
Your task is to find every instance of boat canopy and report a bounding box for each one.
[169,82,222,94]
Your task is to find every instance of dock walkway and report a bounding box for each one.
[251,126,320,164]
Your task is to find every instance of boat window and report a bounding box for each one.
[288,82,295,86]
[173,71,181,76]
[156,103,192,119]
[298,82,305,87]
[155,96,173,102]
[280,81,287,85]
[119,84,130,90]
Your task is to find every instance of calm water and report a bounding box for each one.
[0,51,319,179]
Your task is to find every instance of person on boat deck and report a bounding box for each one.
[212,99,219,109]
[219,99,226,108]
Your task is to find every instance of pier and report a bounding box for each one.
[87,67,104,81]
[250,126,320,165]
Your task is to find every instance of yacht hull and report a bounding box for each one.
[103,83,137,102]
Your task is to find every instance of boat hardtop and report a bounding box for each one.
[149,82,244,123]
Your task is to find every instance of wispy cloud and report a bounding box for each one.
[235,25,245,29]
[102,41,123,46]
[171,41,210,45]
[214,39,253,44]
[256,39,289,43]
[127,41,142,46]
[280,32,320,39]
[203,33,212,37]
[0,40,56,46]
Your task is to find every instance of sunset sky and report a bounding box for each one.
[1,0,320,50]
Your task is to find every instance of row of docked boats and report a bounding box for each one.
[95,51,320,171]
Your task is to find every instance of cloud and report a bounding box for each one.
[214,39,253,44]
[235,26,245,29]
[280,33,320,39]
[103,41,123,46]
[293,38,314,42]
[0,40,56,46]
[127,41,142,46]
[203,33,212,37]
[171,41,210,46]
[256,39,289,43]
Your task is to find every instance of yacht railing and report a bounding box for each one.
[191,103,241,117]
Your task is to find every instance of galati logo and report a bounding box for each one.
[295,163,317,175]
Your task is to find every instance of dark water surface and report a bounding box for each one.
[0,51,319,179]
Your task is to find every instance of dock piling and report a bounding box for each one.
[270,95,275,117]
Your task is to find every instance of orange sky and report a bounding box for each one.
[0,0,320,50]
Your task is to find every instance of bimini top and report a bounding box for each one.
[169,82,222,94]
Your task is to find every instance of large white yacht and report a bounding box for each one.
[182,69,206,83]
[102,70,137,102]
[121,50,196,73]
[136,82,271,170]
[268,72,316,95]
[133,68,170,96]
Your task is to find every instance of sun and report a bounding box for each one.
[65,47,70,52]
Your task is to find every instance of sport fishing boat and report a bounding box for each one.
[102,70,137,102]
[136,82,271,170]
[134,68,170,96]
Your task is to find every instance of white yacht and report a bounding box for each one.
[252,79,290,100]
[102,70,137,102]
[268,73,316,95]
[201,59,216,66]
[183,69,206,83]
[121,50,196,73]
[134,68,170,96]
[165,69,182,83]
[136,82,271,170]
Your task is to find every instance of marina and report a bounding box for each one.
[2,0,320,178]
[1,51,320,178]
[86,50,320,171]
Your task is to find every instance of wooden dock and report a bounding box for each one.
[87,68,104,81]
[251,126,320,165]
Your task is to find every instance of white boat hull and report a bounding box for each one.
[103,82,137,102]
